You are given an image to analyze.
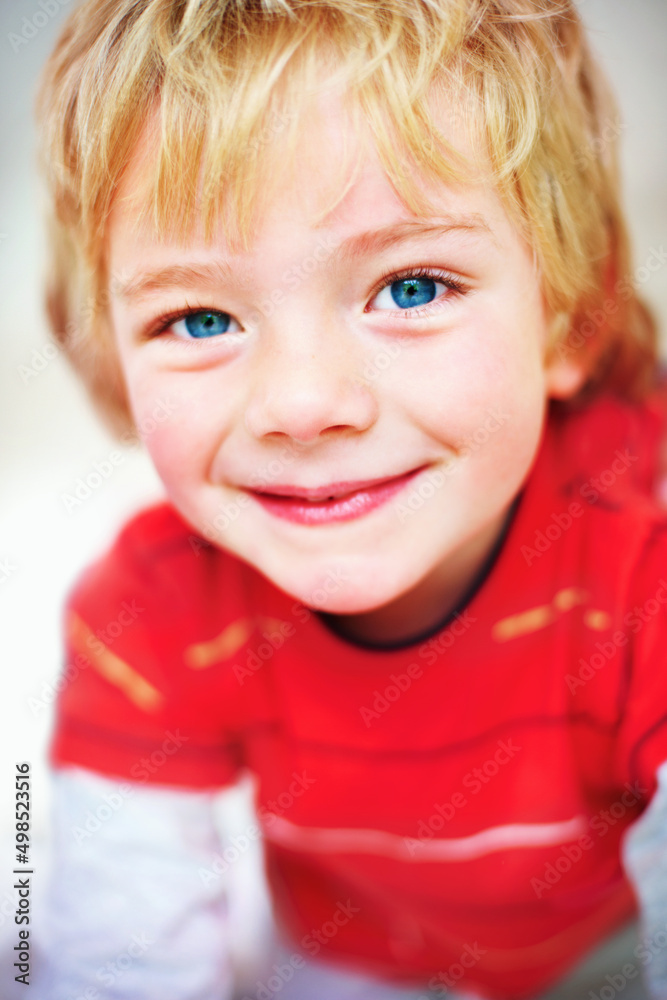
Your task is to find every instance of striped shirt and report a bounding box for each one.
[50,391,667,998]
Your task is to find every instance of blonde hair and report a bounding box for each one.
[36,0,658,435]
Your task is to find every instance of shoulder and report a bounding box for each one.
[71,501,200,591]
[546,390,667,507]
[59,500,263,720]
[537,391,667,542]
[67,501,241,617]
[63,501,262,681]
[513,393,667,608]
[52,502,254,787]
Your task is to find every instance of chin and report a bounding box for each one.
[269,556,413,616]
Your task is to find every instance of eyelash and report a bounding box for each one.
[368,266,467,317]
[146,305,218,340]
[145,266,467,339]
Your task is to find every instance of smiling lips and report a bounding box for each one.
[248,467,427,525]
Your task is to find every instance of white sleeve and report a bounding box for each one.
[622,759,667,999]
[36,765,234,1000]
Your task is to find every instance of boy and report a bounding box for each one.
[34,0,667,997]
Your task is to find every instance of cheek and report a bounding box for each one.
[126,374,211,489]
[397,313,546,444]
[141,420,195,487]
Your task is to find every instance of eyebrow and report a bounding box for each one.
[326,215,494,266]
[116,215,493,302]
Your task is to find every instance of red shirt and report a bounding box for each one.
[50,392,667,999]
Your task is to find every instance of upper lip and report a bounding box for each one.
[247,466,426,501]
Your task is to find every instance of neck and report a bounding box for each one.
[324,502,515,647]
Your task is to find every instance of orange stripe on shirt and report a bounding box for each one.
[67,611,163,712]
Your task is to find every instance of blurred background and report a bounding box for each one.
[1,0,666,994]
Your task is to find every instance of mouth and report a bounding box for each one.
[246,466,428,525]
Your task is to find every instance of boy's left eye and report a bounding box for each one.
[368,268,465,314]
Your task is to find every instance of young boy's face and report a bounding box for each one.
[107,87,583,643]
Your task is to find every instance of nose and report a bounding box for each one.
[244,317,378,444]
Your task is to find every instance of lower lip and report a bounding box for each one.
[249,468,425,525]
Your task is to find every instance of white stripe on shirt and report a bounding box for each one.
[262,813,587,861]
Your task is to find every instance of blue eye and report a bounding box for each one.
[163,309,241,340]
[370,270,462,314]
[181,311,235,338]
[389,277,437,309]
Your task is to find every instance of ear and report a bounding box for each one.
[545,349,588,399]
[544,256,619,401]
[543,309,594,401]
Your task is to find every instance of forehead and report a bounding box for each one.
[107,83,511,270]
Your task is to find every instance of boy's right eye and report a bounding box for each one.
[152,308,241,339]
